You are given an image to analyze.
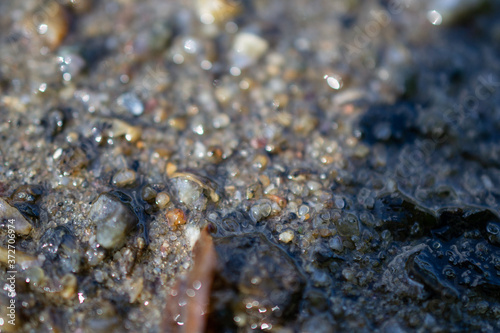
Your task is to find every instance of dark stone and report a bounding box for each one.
[39,226,81,274]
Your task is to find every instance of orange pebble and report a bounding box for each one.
[166,208,186,227]
[266,194,287,208]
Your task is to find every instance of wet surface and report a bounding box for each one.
[1,0,500,332]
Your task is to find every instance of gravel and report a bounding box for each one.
[1,0,500,332]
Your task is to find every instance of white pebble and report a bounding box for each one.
[279,230,295,243]
[117,92,144,116]
[232,32,269,68]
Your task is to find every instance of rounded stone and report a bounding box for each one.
[89,193,138,249]
[112,169,137,187]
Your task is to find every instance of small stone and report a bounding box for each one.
[168,116,187,130]
[212,113,230,128]
[279,230,294,243]
[250,202,272,222]
[117,92,144,116]
[306,181,322,192]
[30,3,69,49]
[24,266,45,287]
[107,119,142,143]
[197,0,242,24]
[59,273,77,299]
[298,205,310,217]
[89,193,138,249]
[166,208,187,228]
[353,144,370,158]
[231,32,269,68]
[342,268,356,282]
[215,87,233,105]
[172,178,207,210]
[329,236,343,252]
[166,162,177,177]
[141,185,157,202]
[155,192,170,209]
[0,198,32,235]
[112,169,136,187]
[126,277,144,303]
[253,154,268,170]
[335,213,360,237]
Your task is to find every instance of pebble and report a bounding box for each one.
[197,0,242,24]
[329,236,344,252]
[279,230,295,243]
[0,198,32,235]
[342,268,356,282]
[112,169,137,187]
[141,185,157,202]
[253,154,269,170]
[30,3,69,49]
[88,193,138,249]
[353,144,370,158]
[336,213,360,237]
[155,192,170,209]
[166,208,187,227]
[59,273,78,299]
[168,116,187,130]
[117,92,144,116]
[107,119,142,143]
[212,113,230,128]
[166,162,178,177]
[232,32,269,68]
[250,202,272,222]
[172,178,205,209]
[306,181,322,192]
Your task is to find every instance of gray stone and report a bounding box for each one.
[89,193,138,249]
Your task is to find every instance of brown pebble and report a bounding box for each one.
[206,146,223,164]
[259,174,270,187]
[166,162,177,177]
[59,274,77,299]
[168,116,187,130]
[154,148,172,159]
[266,194,287,208]
[27,2,68,49]
[253,154,269,170]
